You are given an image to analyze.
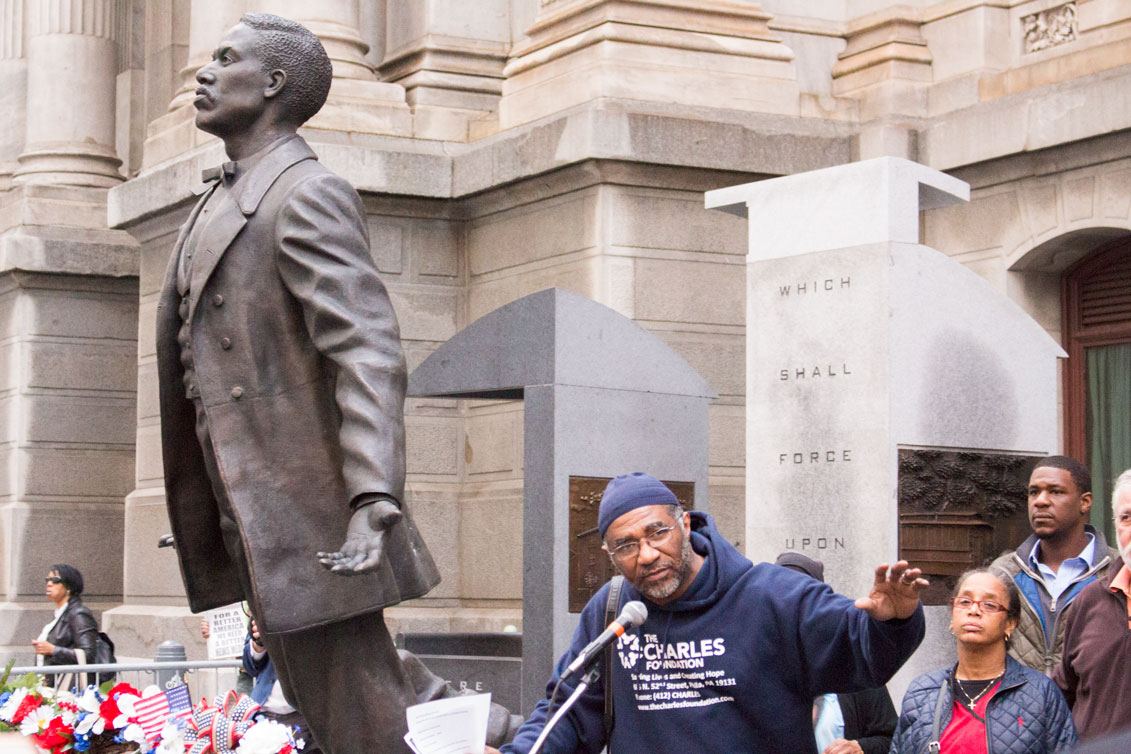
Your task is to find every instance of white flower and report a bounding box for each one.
[74,710,105,738]
[0,688,29,723]
[76,686,102,714]
[18,705,54,736]
[154,723,185,754]
[119,721,146,746]
[236,719,296,754]
[112,693,141,729]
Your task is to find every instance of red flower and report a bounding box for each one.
[32,715,73,754]
[99,697,121,725]
[108,682,140,699]
[279,745,293,754]
[10,694,41,724]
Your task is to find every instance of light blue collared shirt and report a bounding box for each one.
[1029,533,1095,602]
[813,693,845,752]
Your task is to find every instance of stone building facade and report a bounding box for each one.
[0,0,1129,662]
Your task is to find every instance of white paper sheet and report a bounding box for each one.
[404,693,492,754]
[205,604,247,659]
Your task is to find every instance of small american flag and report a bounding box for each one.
[165,684,193,725]
[135,684,194,745]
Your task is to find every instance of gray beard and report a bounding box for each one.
[636,531,693,601]
[1120,537,1131,570]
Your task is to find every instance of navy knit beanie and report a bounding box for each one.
[597,472,678,539]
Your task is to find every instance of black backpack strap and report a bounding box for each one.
[603,575,625,745]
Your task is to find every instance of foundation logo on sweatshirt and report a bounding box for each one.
[617,632,641,669]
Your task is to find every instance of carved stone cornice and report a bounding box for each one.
[500,0,798,128]
[379,36,509,102]
[832,5,931,87]
[510,0,787,73]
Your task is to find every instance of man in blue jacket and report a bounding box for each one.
[490,472,927,754]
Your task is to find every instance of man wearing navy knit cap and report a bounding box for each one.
[489,472,928,754]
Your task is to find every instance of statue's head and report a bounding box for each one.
[194,13,332,138]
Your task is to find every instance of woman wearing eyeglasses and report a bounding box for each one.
[890,568,1077,753]
[31,564,99,686]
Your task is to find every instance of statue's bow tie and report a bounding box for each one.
[201,161,237,185]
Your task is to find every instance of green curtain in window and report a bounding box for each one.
[1086,342,1131,543]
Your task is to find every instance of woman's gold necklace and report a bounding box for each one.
[957,672,1004,710]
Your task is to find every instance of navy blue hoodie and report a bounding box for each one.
[502,512,925,754]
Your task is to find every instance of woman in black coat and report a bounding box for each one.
[31,564,98,684]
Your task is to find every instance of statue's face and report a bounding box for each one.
[193,24,271,138]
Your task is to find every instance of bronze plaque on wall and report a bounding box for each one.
[568,475,694,612]
[897,449,1039,605]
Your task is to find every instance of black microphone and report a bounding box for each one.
[563,601,648,678]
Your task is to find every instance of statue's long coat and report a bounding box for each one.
[156,137,439,634]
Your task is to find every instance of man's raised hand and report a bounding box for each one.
[854,560,927,621]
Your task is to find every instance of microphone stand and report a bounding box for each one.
[530,664,601,754]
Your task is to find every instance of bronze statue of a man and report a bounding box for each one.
[155,13,439,754]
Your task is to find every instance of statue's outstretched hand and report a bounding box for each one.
[318,499,402,575]
[854,560,928,621]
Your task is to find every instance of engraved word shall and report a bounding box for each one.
[780,364,852,381]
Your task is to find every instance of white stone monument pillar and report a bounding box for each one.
[707,157,1065,696]
[13,0,122,187]
[0,0,27,189]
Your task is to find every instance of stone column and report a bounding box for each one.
[0,0,27,189]
[13,0,122,187]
